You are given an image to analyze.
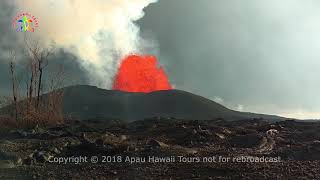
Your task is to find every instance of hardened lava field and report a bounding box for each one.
[0,118,320,179]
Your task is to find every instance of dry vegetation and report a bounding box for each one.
[2,40,66,128]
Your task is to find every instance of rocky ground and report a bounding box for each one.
[0,118,320,179]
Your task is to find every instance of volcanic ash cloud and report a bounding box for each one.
[12,0,158,88]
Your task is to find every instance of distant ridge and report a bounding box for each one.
[0,85,285,121]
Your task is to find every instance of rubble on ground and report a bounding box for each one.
[0,118,319,179]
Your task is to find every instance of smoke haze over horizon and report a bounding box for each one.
[138,0,320,119]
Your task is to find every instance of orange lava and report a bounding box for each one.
[112,55,172,93]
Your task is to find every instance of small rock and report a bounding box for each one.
[222,128,232,135]
[266,129,279,137]
[49,147,61,154]
[313,140,320,144]
[23,157,34,165]
[120,135,127,141]
[15,158,23,166]
[81,133,91,143]
[185,148,198,155]
[192,129,197,135]
[104,131,116,137]
[215,133,225,139]
[33,151,51,163]
[110,170,118,175]
[32,125,47,134]
[147,139,168,148]
[19,131,29,137]
[197,126,212,136]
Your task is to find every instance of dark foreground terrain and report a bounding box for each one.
[0,118,320,179]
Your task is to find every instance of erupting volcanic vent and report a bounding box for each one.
[113,55,172,93]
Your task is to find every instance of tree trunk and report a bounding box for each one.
[10,62,18,121]
[37,64,43,108]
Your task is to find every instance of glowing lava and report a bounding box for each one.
[113,55,172,93]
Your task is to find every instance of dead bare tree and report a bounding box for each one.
[23,39,67,125]
[9,51,18,121]
[25,40,51,108]
[27,54,36,106]
[37,53,49,107]
[6,38,67,127]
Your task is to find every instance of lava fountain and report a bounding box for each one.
[112,55,172,93]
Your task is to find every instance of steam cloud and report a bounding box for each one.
[9,0,158,88]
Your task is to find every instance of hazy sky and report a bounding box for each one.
[1,0,320,119]
[137,0,320,119]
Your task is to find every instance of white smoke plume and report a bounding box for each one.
[11,0,158,88]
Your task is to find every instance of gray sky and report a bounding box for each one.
[137,0,320,119]
[1,0,320,119]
